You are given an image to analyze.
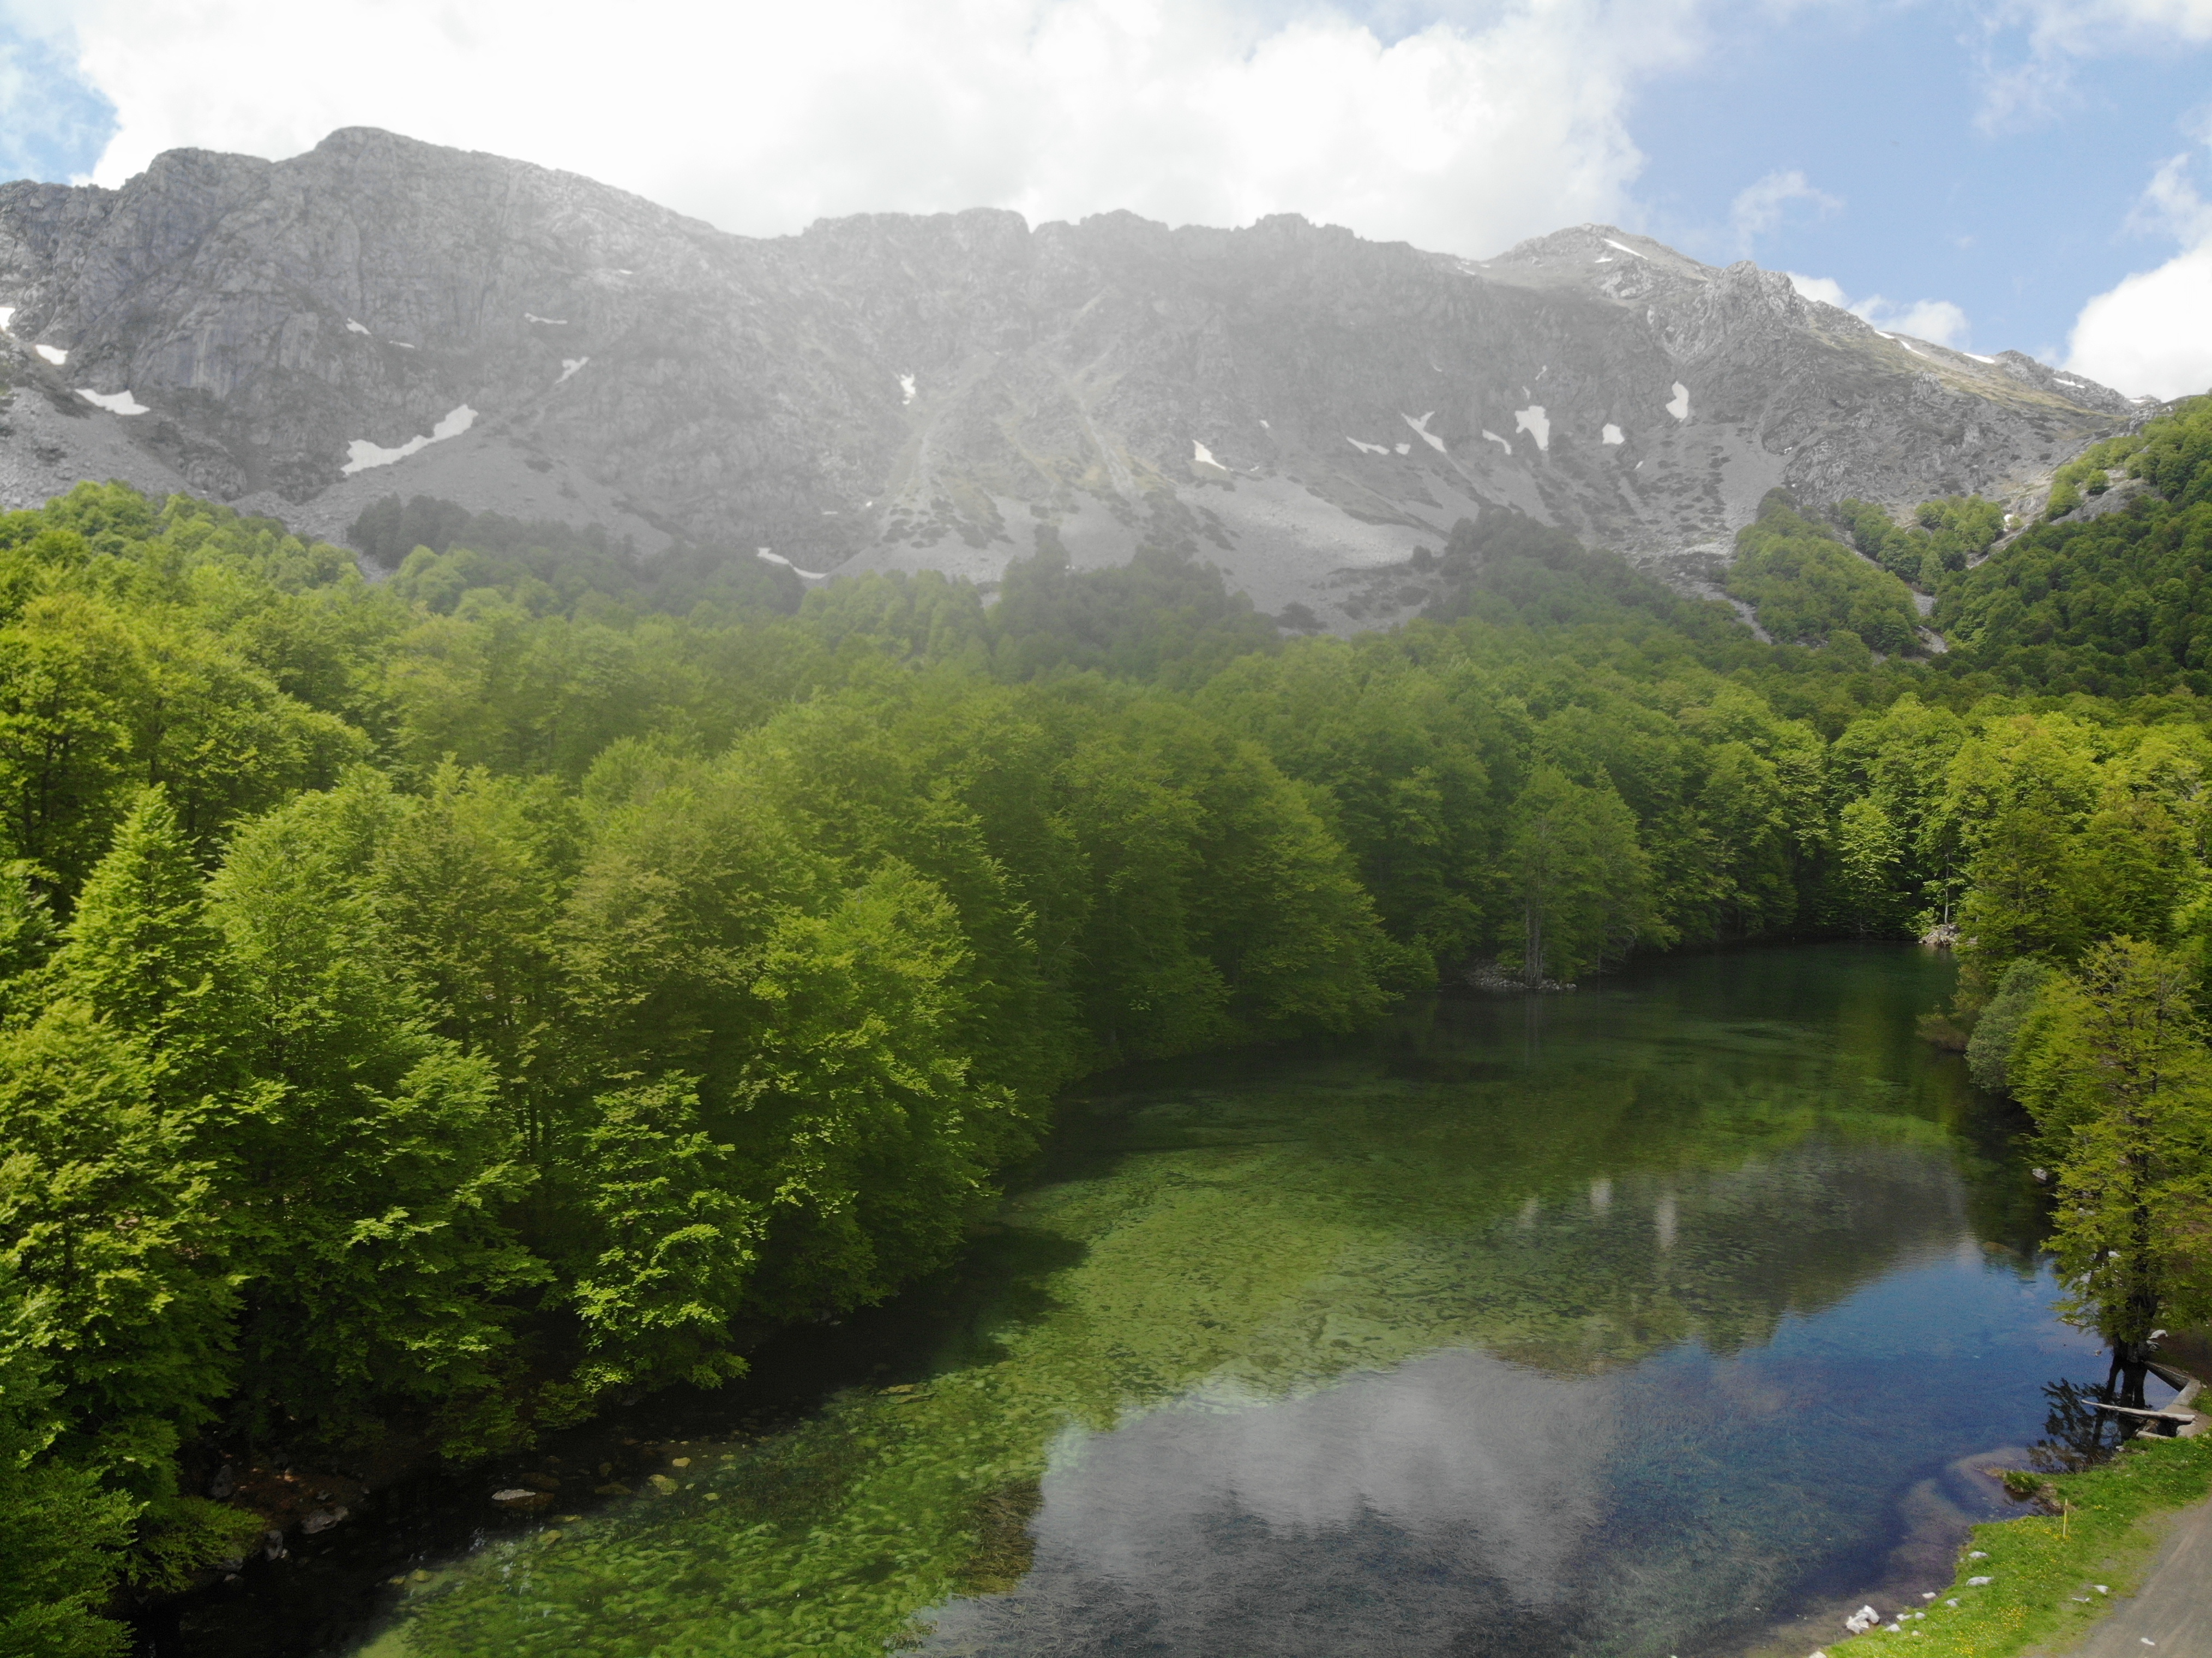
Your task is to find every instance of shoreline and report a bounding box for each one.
[1781,1413,2212,1658]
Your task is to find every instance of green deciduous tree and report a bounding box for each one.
[0,1004,235,1484]
[1724,492,1922,654]
[0,1326,132,1658]
[2013,939,2212,1401]
[1502,766,1659,987]
[737,861,1012,1319]
[211,778,542,1453]
[560,1076,758,1400]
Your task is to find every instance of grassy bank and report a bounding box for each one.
[1825,1432,2212,1657]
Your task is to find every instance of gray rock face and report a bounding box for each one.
[0,127,2133,618]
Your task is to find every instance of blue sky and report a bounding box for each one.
[0,25,112,188]
[1619,2,2212,364]
[2,0,2209,393]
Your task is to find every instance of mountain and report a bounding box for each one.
[0,127,2136,622]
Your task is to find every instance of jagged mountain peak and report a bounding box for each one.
[0,129,2132,625]
[1483,223,1715,286]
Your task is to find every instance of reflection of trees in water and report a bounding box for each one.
[1461,1135,1974,1372]
[1053,954,2020,1389]
[386,947,2052,1658]
[2029,1378,2123,1473]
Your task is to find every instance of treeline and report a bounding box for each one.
[1914,700,2212,1404]
[1833,493,2005,591]
[0,479,1866,1643]
[0,490,1403,1648]
[2,395,2210,1648]
[1726,492,1925,655]
[1803,395,2212,1415]
[1931,400,2212,695]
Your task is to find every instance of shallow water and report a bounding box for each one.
[304,945,2095,1658]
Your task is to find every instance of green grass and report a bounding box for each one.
[1828,1432,2212,1657]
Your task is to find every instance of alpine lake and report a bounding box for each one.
[163,944,2109,1658]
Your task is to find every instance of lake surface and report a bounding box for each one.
[259,945,2102,1658]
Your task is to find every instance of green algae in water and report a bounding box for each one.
[356,946,2099,1658]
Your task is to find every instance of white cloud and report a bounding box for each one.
[0,0,1709,257]
[2066,248,2212,399]
[0,25,112,182]
[1786,272,1971,349]
[2065,149,2212,400]
[1876,299,1972,347]
[1786,273,1850,309]
[2001,0,2212,54]
[1975,1,2212,130]
[2127,149,2212,243]
[1728,168,1840,251]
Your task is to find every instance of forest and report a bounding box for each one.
[1,398,2210,1653]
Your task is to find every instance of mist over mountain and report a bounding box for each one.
[0,126,2136,620]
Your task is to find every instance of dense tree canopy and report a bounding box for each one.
[4,390,2212,1638]
[1725,491,1924,654]
[1932,398,2212,695]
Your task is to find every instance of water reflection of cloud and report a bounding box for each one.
[1040,1349,1615,1602]
[924,1350,1618,1656]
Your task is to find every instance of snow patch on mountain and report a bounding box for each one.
[1666,382,1690,421]
[1482,429,1512,454]
[1347,436,1390,455]
[1402,411,1447,453]
[0,307,13,333]
[756,549,827,579]
[34,344,66,365]
[346,319,370,335]
[557,358,588,383]
[1192,439,1229,470]
[1602,424,1624,445]
[1604,238,1647,260]
[342,404,479,474]
[525,314,568,325]
[1513,405,1550,452]
[78,388,148,415]
[899,373,916,406]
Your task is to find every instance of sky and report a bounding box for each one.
[1,0,2209,398]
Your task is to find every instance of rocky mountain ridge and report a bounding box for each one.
[0,127,2138,621]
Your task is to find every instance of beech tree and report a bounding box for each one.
[0,1333,133,1658]
[2013,939,2212,1403]
[1503,767,1657,987]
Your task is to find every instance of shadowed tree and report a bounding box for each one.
[2013,939,2212,1405]
[1503,766,1658,988]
